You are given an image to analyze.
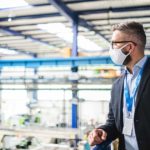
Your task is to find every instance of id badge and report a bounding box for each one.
[123,117,133,136]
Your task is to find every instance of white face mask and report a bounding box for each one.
[109,43,131,65]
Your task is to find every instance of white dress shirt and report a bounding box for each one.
[123,56,147,150]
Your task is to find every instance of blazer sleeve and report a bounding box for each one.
[97,83,120,141]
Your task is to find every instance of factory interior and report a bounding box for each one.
[0,0,150,149]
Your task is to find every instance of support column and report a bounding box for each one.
[27,68,38,115]
[30,55,38,110]
[71,17,79,128]
[0,69,2,124]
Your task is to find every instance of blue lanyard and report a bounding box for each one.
[124,64,145,113]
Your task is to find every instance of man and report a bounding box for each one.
[88,21,150,150]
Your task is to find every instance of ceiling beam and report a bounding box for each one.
[0,26,56,57]
[0,26,53,47]
[77,5,150,15]
[49,0,78,22]
[83,15,150,22]
[49,0,109,43]
[64,0,99,4]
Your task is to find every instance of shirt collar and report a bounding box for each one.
[135,55,147,68]
[124,56,147,75]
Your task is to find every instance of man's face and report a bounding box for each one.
[110,30,137,65]
[111,30,136,54]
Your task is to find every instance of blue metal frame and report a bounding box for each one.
[72,102,78,128]
[82,15,150,22]
[49,0,77,22]
[71,15,78,128]
[72,19,78,57]
[64,0,98,4]
[49,0,108,42]
[78,18,109,42]
[77,5,150,15]
[0,56,113,68]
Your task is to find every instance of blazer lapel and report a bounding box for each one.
[135,58,150,108]
[116,74,125,131]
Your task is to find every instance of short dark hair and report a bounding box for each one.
[112,21,146,49]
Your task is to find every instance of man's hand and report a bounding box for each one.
[88,128,107,146]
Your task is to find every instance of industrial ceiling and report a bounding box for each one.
[0,0,150,59]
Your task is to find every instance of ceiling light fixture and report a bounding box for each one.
[0,48,18,55]
[0,0,29,9]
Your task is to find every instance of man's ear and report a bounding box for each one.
[129,43,135,53]
[131,43,134,49]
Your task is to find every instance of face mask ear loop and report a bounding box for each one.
[125,44,134,57]
[120,43,130,50]
[120,43,132,56]
[128,49,133,55]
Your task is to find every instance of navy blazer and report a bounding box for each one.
[99,57,150,150]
